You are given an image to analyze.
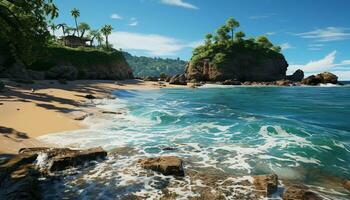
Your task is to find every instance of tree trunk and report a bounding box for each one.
[74,18,79,36]
[105,35,108,47]
[231,30,234,41]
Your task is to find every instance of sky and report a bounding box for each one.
[53,0,350,80]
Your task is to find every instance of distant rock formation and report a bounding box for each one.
[186,53,288,82]
[301,72,338,85]
[286,69,304,82]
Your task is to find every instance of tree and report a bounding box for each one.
[78,22,90,38]
[56,23,67,36]
[88,29,101,46]
[205,33,213,45]
[101,24,113,48]
[0,0,58,65]
[71,8,80,36]
[96,33,104,46]
[235,31,245,41]
[226,17,240,41]
[271,46,282,53]
[216,25,230,41]
[256,36,273,49]
[49,23,57,36]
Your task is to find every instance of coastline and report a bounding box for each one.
[0,79,185,154]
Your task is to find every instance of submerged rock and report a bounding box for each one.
[282,185,321,200]
[138,156,184,176]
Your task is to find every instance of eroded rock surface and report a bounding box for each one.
[138,156,185,176]
[282,185,321,200]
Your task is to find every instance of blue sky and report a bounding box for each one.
[53,0,350,80]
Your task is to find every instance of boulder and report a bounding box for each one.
[165,76,171,82]
[286,69,304,82]
[27,70,45,80]
[143,76,159,81]
[302,72,338,85]
[282,185,321,200]
[1,63,33,84]
[253,174,278,196]
[46,65,78,80]
[138,156,184,176]
[169,74,187,85]
[222,79,241,85]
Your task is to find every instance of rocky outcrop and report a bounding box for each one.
[301,72,338,85]
[286,69,304,82]
[138,156,184,176]
[343,180,350,190]
[45,65,78,80]
[282,185,321,200]
[186,53,288,82]
[275,80,293,86]
[0,147,107,200]
[253,174,278,196]
[77,62,133,80]
[169,74,187,85]
[0,80,4,92]
[222,79,242,85]
[0,63,34,83]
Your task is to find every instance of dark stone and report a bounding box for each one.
[286,69,304,82]
[283,185,321,200]
[138,156,184,176]
[27,70,45,80]
[49,147,107,171]
[85,94,96,99]
[169,74,187,85]
[0,80,4,92]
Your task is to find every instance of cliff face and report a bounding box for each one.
[186,51,288,82]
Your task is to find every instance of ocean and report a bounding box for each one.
[39,85,350,199]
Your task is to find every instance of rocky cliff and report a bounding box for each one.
[186,50,288,82]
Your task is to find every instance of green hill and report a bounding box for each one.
[123,52,187,77]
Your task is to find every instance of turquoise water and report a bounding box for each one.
[40,85,350,199]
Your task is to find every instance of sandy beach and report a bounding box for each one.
[0,79,183,154]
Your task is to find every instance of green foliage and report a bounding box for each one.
[123,52,187,77]
[28,45,126,71]
[0,0,58,65]
[71,8,80,36]
[78,22,90,38]
[190,17,284,69]
[101,25,113,48]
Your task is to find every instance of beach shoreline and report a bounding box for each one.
[0,79,185,154]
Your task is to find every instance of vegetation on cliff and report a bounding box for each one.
[123,52,186,77]
[188,17,288,81]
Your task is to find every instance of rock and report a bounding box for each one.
[58,79,67,84]
[0,80,4,91]
[102,111,118,114]
[317,72,338,84]
[169,74,187,85]
[275,80,293,86]
[27,70,45,80]
[301,75,321,85]
[0,154,38,183]
[302,72,338,85]
[49,147,107,171]
[74,113,91,120]
[165,76,171,82]
[46,65,78,80]
[85,94,96,99]
[143,76,159,81]
[343,180,350,190]
[138,156,184,176]
[283,185,321,200]
[253,174,278,196]
[286,69,304,82]
[222,79,241,85]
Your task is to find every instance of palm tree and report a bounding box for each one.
[226,17,240,41]
[71,8,80,36]
[88,29,101,46]
[78,22,90,38]
[96,34,104,47]
[101,25,113,48]
[44,3,59,19]
[56,23,67,36]
[49,23,57,36]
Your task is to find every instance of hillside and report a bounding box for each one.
[123,52,187,77]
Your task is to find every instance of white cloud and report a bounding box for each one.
[109,31,198,56]
[280,43,293,50]
[129,18,138,26]
[265,32,276,35]
[288,50,350,80]
[160,0,198,9]
[111,13,122,20]
[295,27,350,42]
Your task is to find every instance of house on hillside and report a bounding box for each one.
[60,35,92,48]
